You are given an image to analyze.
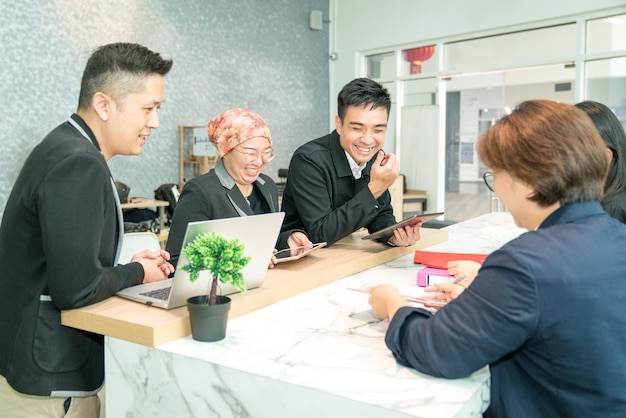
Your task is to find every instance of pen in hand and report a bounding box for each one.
[451,274,467,285]
[347,287,446,307]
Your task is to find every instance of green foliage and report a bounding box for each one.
[181,232,251,294]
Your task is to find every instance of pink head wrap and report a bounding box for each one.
[207,108,272,158]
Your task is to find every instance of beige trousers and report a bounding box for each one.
[0,375,100,418]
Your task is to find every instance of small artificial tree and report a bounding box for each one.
[181,232,251,305]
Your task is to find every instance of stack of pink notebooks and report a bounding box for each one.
[417,267,455,286]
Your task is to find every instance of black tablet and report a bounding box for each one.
[361,212,445,240]
[274,242,327,263]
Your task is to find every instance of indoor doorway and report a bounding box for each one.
[443,63,576,222]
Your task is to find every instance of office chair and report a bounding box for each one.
[117,232,161,265]
[276,168,288,197]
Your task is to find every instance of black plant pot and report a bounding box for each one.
[187,295,232,342]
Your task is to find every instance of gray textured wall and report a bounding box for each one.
[0,0,329,214]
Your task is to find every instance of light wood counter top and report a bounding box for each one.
[62,227,447,347]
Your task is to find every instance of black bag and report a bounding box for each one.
[154,183,180,225]
[123,219,161,234]
[122,208,160,233]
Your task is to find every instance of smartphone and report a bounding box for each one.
[274,242,327,263]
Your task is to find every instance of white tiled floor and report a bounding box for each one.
[444,191,496,223]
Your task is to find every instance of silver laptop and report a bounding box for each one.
[116,212,285,309]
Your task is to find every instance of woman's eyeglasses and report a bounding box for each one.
[234,147,275,163]
[483,171,495,192]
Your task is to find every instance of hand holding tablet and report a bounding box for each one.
[361,212,445,240]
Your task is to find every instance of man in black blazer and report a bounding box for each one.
[281,78,422,247]
[0,43,174,417]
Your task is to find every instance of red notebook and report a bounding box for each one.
[413,250,488,269]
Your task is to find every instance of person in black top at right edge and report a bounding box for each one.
[575,100,626,224]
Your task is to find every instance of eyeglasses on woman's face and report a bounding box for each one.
[483,171,495,192]
[233,146,275,163]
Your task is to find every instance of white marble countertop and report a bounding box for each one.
[426,211,524,254]
[114,211,524,418]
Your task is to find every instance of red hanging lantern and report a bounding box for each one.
[403,45,435,74]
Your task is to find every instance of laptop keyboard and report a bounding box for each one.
[139,287,171,301]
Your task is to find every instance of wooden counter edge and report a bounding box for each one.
[62,228,448,347]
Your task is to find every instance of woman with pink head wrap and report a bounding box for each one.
[207,108,273,157]
[166,108,312,269]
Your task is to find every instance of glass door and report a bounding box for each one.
[442,72,504,222]
[442,63,575,222]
